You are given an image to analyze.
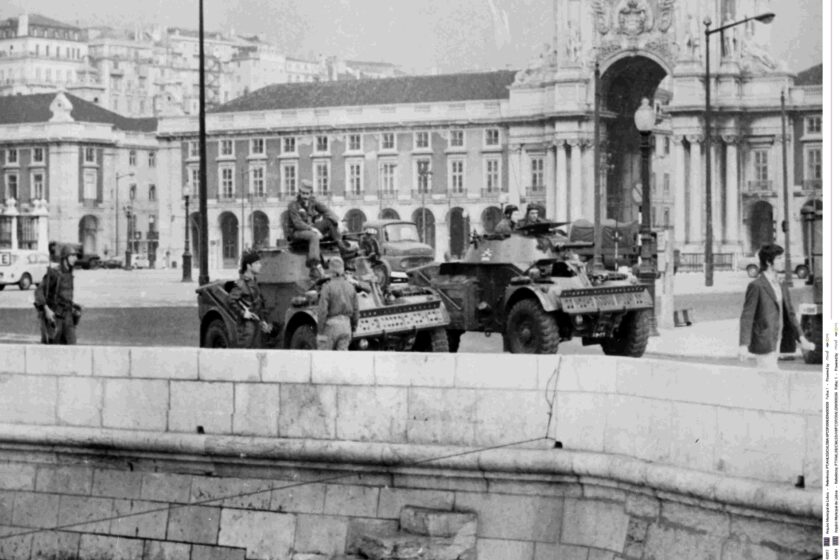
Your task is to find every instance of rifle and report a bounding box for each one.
[237,301,271,333]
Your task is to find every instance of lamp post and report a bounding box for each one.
[418,164,432,244]
[197,0,209,285]
[634,98,658,335]
[592,61,603,270]
[182,184,192,282]
[703,11,775,287]
[780,89,792,286]
[114,171,134,259]
[123,203,133,269]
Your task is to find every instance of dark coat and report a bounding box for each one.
[738,273,803,355]
[285,198,339,239]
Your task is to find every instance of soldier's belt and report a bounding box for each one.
[559,286,651,313]
[354,301,447,336]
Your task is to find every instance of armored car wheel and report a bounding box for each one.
[803,347,821,364]
[203,319,231,348]
[18,273,32,291]
[290,324,318,350]
[446,329,463,353]
[412,327,449,353]
[506,299,560,354]
[600,309,650,358]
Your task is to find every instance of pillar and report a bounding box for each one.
[555,142,568,222]
[688,136,703,244]
[724,136,739,246]
[673,136,686,245]
[582,141,595,223]
[520,146,530,202]
[711,138,722,248]
[569,140,583,220]
[5,199,19,251]
[545,143,556,220]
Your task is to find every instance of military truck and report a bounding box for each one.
[408,222,653,356]
[197,240,450,351]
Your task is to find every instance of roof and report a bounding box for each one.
[0,14,81,30]
[0,92,157,132]
[794,64,822,86]
[210,70,517,113]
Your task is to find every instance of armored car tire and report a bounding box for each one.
[412,327,449,353]
[18,273,32,291]
[290,324,318,350]
[446,329,463,353]
[203,319,231,348]
[506,299,560,354]
[600,309,651,357]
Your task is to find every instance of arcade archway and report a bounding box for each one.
[251,211,269,249]
[219,212,239,268]
[746,200,774,253]
[412,208,435,248]
[78,215,98,255]
[447,207,469,259]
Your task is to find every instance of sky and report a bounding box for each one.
[0,0,823,74]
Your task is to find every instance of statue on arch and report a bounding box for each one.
[682,13,701,60]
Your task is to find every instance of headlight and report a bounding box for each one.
[358,339,369,350]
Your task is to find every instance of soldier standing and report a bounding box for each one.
[316,257,359,351]
[34,243,81,345]
[229,249,271,348]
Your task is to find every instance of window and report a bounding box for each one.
[530,156,545,189]
[188,141,199,158]
[663,172,670,194]
[129,150,136,166]
[379,161,397,195]
[129,183,136,200]
[381,133,395,150]
[148,185,156,201]
[147,151,156,168]
[314,161,330,195]
[484,128,500,146]
[347,161,363,195]
[83,169,96,200]
[753,150,769,182]
[250,166,266,196]
[806,116,822,134]
[189,168,199,196]
[415,159,431,194]
[415,131,430,150]
[664,207,670,226]
[84,147,96,163]
[664,137,670,155]
[250,138,265,155]
[315,135,329,153]
[31,172,44,200]
[281,162,297,196]
[220,167,235,199]
[651,173,657,194]
[282,136,296,154]
[450,130,464,148]
[7,148,18,164]
[219,139,233,157]
[449,158,464,194]
[32,147,44,163]
[347,134,361,151]
[484,157,500,192]
[5,173,18,200]
[806,147,822,180]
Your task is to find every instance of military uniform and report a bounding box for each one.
[229,271,265,348]
[34,257,77,345]
[494,217,516,234]
[285,196,344,263]
[317,263,359,351]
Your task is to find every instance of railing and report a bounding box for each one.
[677,253,734,272]
[802,179,822,191]
[745,180,774,194]
[378,190,398,200]
[480,189,501,199]
[344,191,365,200]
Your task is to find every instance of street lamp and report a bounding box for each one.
[634,98,658,335]
[123,203,133,269]
[115,171,134,259]
[779,89,792,286]
[418,164,432,244]
[703,11,775,286]
[182,184,192,282]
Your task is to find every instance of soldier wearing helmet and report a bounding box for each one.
[517,203,544,228]
[494,205,519,235]
[229,249,272,348]
[34,243,82,344]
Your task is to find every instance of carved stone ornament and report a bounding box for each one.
[593,0,611,35]
[616,0,653,36]
[49,92,74,123]
[657,0,675,32]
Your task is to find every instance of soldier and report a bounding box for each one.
[494,205,519,234]
[285,179,350,271]
[229,249,271,348]
[316,257,359,351]
[34,243,82,345]
[517,203,544,228]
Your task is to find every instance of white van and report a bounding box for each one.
[0,250,51,290]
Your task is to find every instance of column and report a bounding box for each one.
[582,141,595,222]
[688,136,703,244]
[711,139,722,247]
[724,137,739,246]
[569,140,583,220]
[508,145,523,206]
[555,142,569,222]
[520,146,530,203]
[545,143,556,220]
[673,136,686,245]
[5,199,19,251]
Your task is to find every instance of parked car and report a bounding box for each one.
[130,253,150,269]
[739,251,809,279]
[100,257,126,269]
[0,249,51,290]
[355,220,436,272]
[76,253,101,270]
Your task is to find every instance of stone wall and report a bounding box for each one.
[0,345,821,560]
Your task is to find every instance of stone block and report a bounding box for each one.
[581,485,627,504]
[560,498,629,553]
[0,491,13,524]
[730,516,818,553]
[271,482,327,514]
[102,379,169,431]
[455,354,539,390]
[166,505,221,544]
[57,377,103,427]
[92,469,144,499]
[0,345,24,374]
[92,346,131,377]
[391,473,488,495]
[624,517,649,559]
[78,534,144,560]
[357,530,477,560]
[0,463,36,490]
[324,484,379,517]
[374,353,456,387]
[603,395,671,463]
[190,476,273,510]
[378,490,455,520]
[199,349,262,382]
[30,531,80,560]
[0,374,57,425]
[336,386,407,442]
[279,384,337,439]
[668,402,718,472]
[721,538,780,560]
[143,540,192,560]
[454,492,562,542]
[788,371,820,414]
[553,354,619,393]
[487,479,582,498]
[642,524,721,560]
[534,542,588,560]
[57,495,113,533]
[26,345,92,376]
[169,381,234,434]
[261,350,312,383]
[660,502,729,536]
[551,392,608,453]
[232,383,279,437]
[804,414,821,490]
[311,352,374,385]
[0,528,31,560]
[407,388,476,445]
[399,506,475,538]
[141,473,193,504]
[294,514,349,556]
[625,493,660,519]
[131,347,198,380]
[36,466,93,495]
[714,445,802,484]
[191,543,248,560]
[475,538,534,560]
[110,499,168,539]
[474,389,550,447]
[218,508,296,560]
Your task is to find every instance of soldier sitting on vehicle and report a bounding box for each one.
[229,249,272,348]
[494,205,520,235]
[285,179,351,274]
[316,257,360,351]
[516,203,544,229]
